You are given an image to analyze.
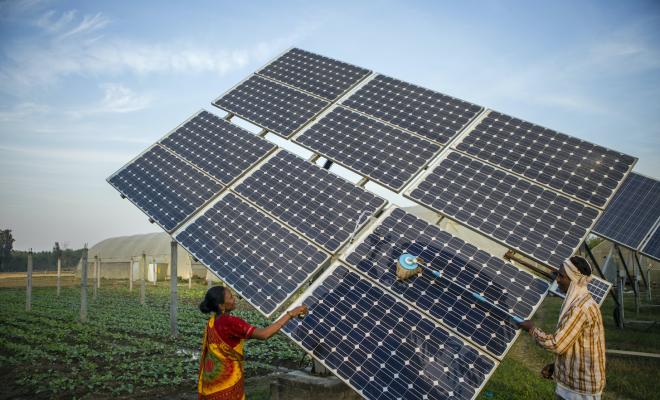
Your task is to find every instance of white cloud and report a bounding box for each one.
[0,102,50,122]
[76,83,152,116]
[0,144,128,164]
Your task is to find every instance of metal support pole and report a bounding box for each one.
[81,245,88,322]
[26,249,33,312]
[616,245,637,297]
[153,257,157,286]
[635,261,640,316]
[93,255,98,299]
[634,253,649,289]
[170,241,178,338]
[584,242,620,307]
[56,256,61,297]
[648,269,652,302]
[188,257,192,289]
[129,258,133,292]
[618,274,625,328]
[140,252,146,305]
[97,257,101,289]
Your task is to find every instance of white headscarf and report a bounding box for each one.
[557,258,592,326]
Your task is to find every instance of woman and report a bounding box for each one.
[198,286,307,400]
[519,256,606,400]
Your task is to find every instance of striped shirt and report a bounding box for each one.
[531,293,606,395]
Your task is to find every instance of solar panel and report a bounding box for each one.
[294,106,442,191]
[108,145,223,232]
[587,277,612,306]
[160,110,276,185]
[343,207,548,358]
[234,150,386,253]
[213,75,329,138]
[175,193,329,316]
[455,111,636,209]
[257,48,371,101]
[284,263,497,400]
[341,74,483,145]
[407,151,600,269]
[641,224,660,261]
[592,173,660,250]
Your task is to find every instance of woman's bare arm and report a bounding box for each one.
[251,305,307,340]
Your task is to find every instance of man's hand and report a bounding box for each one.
[518,320,534,332]
[541,363,554,379]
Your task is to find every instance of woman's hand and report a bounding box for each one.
[518,320,534,332]
[288,304,308,318]
[541,363,554,379]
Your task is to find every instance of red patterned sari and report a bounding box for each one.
[198,314,255,400]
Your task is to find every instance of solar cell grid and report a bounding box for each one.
[592,173,660,250]
[108,145,223,232]
[234,150,386,253]
[160,110,276,185]
[641,225,660,261]
[214,75,329,138]
[408,151,600,269]
[294,106,441,191]
[284,264,497,400]
[175,193,329,316]
[455,111,636,208]
[342,74,483,145]
[586,277,612,306]
[257,48,371,101]
[344,208,549,358]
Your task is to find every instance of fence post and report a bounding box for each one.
[129,257,133,292]
[93,255,98,299]
[153,256,157,286]
[97,257,101,289]
[26,249,33,312]
[81,245,88,322]
[170,241,178,337]
[140,252,146,305]
[188,256,192,289]
[57,255,61,297]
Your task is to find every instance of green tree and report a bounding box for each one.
[0,229,15,271]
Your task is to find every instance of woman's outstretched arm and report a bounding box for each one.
[251,305,307,340]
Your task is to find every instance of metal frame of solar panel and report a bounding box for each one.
[107,144,224,232]
[405,151,602,270]
[340,207,549,359]
[452,110,636,209]
[257,47,372,102]
[292,104,442,192]
[213,74,330,138]
[283,262,498,400]
[592,172,660,251]
[174,191,331,316]
[640,222,660,261]
[232,148,387,253]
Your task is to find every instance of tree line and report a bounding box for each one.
[0,229,83,272]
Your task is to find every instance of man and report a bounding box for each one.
[519,256,606,400]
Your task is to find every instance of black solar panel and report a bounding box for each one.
[344,208,548,358]
[592,173,660,250]
[234,150,386,253]
[108,145,222,232]
[641,225,660,261]
[257,48,371,101]
[213,75,329,138]
[408,152,600,269]
[341,74,483,145]
[455,111,636,208]
[175,193,329,316]
[294,106,441,191]
[587,277,612,306]
[160,110,276,185]
[284,264,497,400]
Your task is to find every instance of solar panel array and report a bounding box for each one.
[214,75,329,138]
[408,151,600,268]
[258,48,371,101]
[342,74,483,145]
[234,150,386,253]
[176,193,329,316]
[343,208,549,358]
[108,145,223,232]
[294,106,441,191]
[160,110,276,185]
[284,264,497,400]
[592,173,660,251]
[455,111,636,208]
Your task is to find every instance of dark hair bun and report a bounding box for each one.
[199,286,226,314]
[199,299,212,314]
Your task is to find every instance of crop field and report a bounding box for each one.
[1,278,659,399]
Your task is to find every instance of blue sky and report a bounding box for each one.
[1,0,659,251]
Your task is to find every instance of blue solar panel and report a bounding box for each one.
[257,48,371,101]
[592,173,660,250]
[641,225,660,261]
[107,145,223,232]
[234,150,386,253]
[175,193,329,316]
[408,151,600,269]
[343,208,549,358]
[586,277,612,306]
[160,110,276,185]
[284,263,497,400]
[455,111,636,209]
[213,75,329,138]
[294,106,441,191]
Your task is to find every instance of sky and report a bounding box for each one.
[1,0,659,251]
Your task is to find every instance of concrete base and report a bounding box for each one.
[269,370,361,400]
